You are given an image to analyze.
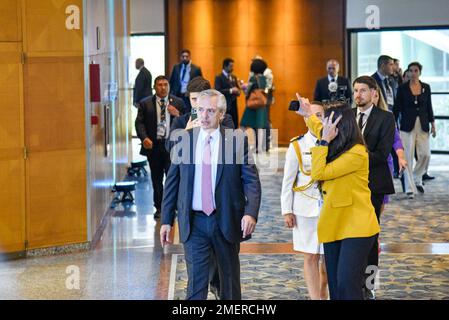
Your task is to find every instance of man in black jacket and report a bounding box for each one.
[215,58,240,127]
[314,59,352,103]
[135,75,185,219]
[169,49,203,113]
[133,58,152,107]
[353,76,396,299]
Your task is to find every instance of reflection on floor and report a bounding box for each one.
[0,151,447,300]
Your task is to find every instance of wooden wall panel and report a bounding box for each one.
[26,149,87,248]
[169,0,345,145]
[23,0,87,248]
[24,58,85,152]
[24,0,83,54]
[0,0,21,42]
[0,41,26,253]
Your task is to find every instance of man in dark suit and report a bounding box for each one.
[353,76,396,299]
[133,58,152,107]
[371,55,395,111]
[160,89,261,300]
[215,58,240,127]
[372,55,402,180]
[314,59,352,103]
[135,75,185,219]
[169,49,203,113]
[166,76,234,300]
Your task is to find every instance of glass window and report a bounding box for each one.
[129,34,165,137]
[351,28,449,153]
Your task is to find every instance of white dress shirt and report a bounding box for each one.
[356,104,374,134]
[192,128,221,211]
[328,74,338,83]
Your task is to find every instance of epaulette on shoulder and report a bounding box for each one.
[290,135,304,143]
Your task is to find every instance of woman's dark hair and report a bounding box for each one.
[408,61,423,72]
[250,59,267,74]
[324,102,365,163]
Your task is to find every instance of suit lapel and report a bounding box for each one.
[363,106,378,137]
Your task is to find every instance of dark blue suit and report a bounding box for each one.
[161,126,261,299]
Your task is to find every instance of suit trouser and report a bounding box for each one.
[324,236,376,300]
[184,211,241,300]
[400,118,431,191]
[363,193,384,290]
[147,141,170,210]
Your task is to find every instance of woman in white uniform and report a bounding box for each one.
[281,102,328,300]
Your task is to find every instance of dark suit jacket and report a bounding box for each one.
[314,76,352,103]
[169,63,203,96]
[393,81,434,133]
[133,67,152,105]
[214,73,239,113]
[165,113,235,152]
[353,107,395,195]
[371,72,396,105]
[161,126,261,244]
[135,94,185,157]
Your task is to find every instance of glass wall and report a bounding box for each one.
[351,28,449,153]
[129,34,165,137]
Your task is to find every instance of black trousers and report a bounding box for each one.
[184,211,241,300]
[324,235,376,300]
[147,141,170,211]
[364,193,384,289]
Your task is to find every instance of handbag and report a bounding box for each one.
[246,89,267,110]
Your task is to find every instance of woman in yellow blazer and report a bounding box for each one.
[296,96,380,300]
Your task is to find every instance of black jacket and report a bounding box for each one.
[214,73,239,113]
[169,63,202,96]
[161,127,261,244]
[133,67,152,105]
[135,95,185,157]
[393,81,434,133]
[314,76,352,103]
[353,107,395,195]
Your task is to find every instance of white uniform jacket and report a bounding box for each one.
[281,131,321,218]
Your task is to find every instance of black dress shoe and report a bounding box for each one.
[422,173,435,181]
[416,185,425,193]
[154,209,161,219]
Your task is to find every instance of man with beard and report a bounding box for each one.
[353,76,396,300]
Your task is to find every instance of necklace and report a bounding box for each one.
[414,95,418,105]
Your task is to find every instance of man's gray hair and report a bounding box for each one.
[197,89,227,113]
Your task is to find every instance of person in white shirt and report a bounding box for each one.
[281,102,328,300]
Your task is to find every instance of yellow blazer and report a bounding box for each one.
[306,115,380,243]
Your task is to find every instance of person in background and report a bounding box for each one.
[169,49,203,113]
[394,62,436,196]
[296,97,380,300]
[313,59,352,103]
[135,76,184,219]
[133,58,152,107]
[240,59,269,153]
[373,86,412,200]
[281,101,328,300]
[215,58,241,128]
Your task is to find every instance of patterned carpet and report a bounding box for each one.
[171,152,449,300]
[172,254,449,300]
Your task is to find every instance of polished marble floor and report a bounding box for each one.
[0,149,447,300]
